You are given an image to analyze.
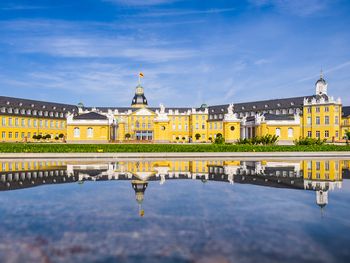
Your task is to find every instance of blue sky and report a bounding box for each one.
[0,0,349,107]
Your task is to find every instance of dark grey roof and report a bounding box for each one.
[316,77,327,85]
[0,95,77,119]
[304,94,329,103]
[83,106,192,114]
[342,106,350,117]
[264,114,295,121]
[73,112,107,120]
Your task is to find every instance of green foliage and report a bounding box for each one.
[176,136,179,140]
[125,133,131,139]
[182,137,186,140]
[36,134,42,140]
[58,133,64,138]
[195,133,201,140]
[44,134,51,140]
[0,143,350,153]
[294,137,326,146]
[236,135,279,145]
[55,136,59,140]
[214,133,225,144]
[346,130,350,140]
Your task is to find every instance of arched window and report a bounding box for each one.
[275,128,281,137]
[87,127,93,138]
[288,128,293,138]
[74,127,80,138]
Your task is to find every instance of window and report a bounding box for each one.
[325,106,329,112]
[172,124,176,130]
[316,107,320,113]
[275,128,281,137]
[21,119,25,127]
[324,116,329,125]
[202,124,205,129]
[1,117,5,126]
[325,130,329,138]
[178,124,182,130]
[15,118,19,126]
[325,161,330,171]
[307,131,312,138]
[316,162,320,170]
[74,128,80,138]
[307,107,311,113]
[288,128,293,138]
[50,121,53,128]
[316,116,320,125]
[34,120,37,127]
[39,120,43,128]
[1,131,5,139]
[196,123,199,129]
[8,132,12,138]
[316,131,320,138]
[336,130,339,138]
[8,118,13,126]
[307,117,311,125]
[87,127,93,138]
[335,116,339,125]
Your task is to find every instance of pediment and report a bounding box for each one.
[132,108,155,116]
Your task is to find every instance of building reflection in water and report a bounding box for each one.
[1,159,348,216]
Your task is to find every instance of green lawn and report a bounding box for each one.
[0,143,350,153]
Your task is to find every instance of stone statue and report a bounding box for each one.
[160,103,165,114]
[227,104,234,115]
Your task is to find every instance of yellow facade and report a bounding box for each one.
[1,75,348,144]
[0,115,66,142]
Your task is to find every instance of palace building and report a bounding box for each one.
[0,73,349,144]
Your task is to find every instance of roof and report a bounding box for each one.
[264,113,295,121]
[0,96,78,119]
[342,106,350,117]
[73,112,107,120]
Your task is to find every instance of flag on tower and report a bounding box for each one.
[139,72,144,78]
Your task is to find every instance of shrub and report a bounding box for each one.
[55,136,59,140]
[236,135,279,145]
[45,134,51,140]
[125,133,131,140]
[214,134,225,144]
[36,134,42,140]
[58,133,64,138]
[176,136,179,141]
[294,137,326,146]
[182,137,186,140]
[195,133,201,140]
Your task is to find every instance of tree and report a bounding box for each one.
[55,136,59,140]
[58,133,64,138]
[195,133,201,140]
[182,136,186,141]
[32,135,37,140]
[36,134,42,140]
[45,134,51,140]
[125,133,131,140]
[346,130,350,145]
[176,136,179,141]
[214,133,225,144]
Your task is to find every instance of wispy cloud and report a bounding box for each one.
[249,0,331,16]
[103,0,180,7]
[139,7,236,17]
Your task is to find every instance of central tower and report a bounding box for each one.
[131,73,148,108]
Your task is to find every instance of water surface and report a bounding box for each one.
[0,158,349,263]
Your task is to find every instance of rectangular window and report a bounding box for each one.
[276,128,281,137]
[209,123,212,129]
[336,130,339,138]
[325,106,329,112]
[316,116,320,125]
[27,119,31,127]
[325,161,330,171]
[316,162,320,170]
[15,132,18,138]
[21,132,25,139]
[172,124,176,130]
[1,131,5,139]
[307,131,312,137]
[15,118,19,126]
[288,128,293,138]
[28,132,31,138]
[39,120,43,128]
[307,107,311,113]
[325,130,329,138]
[45,120,48,128]
[8,118,12,126]
[316,107,320,113]
[202,124,205,129]
[324,116,329,125]
[307,117,311,125]
[8,132,12,138]
[335,116,339,125]
[178,124,182,130]
[21,118,25,127]
[1,117,5,126]
[195,123,199,129]
[316,131,320,138]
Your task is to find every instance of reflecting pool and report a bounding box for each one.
[0,158,350,263]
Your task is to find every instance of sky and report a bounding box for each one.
[0,0,349,108]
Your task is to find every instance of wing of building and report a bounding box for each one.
[0,74,348,144]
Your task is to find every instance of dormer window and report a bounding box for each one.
[27,109,31,115]
[8,108,13,113]
[63,107,66,111]
[49,112,53,117]
[242,106,245,110]
[6,101,10,105]
[290,102,294,106]
[42,105,46,109]
[44,111,48,116]
[14,108,19,114]
[38,111,43,116]
[21,109,25,114]
[265,104,268,108]
[253,105,256,109]
[1,107,5,113]
[33,110,37,115]
[53,106,56,110]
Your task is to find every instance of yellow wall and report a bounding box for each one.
[0,115,66,142]
[66,124,110,142]
[256,123,300,141]
[302,104,341,141]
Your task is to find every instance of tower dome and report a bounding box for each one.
[315,71,328,95]
[131,84,148,108]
